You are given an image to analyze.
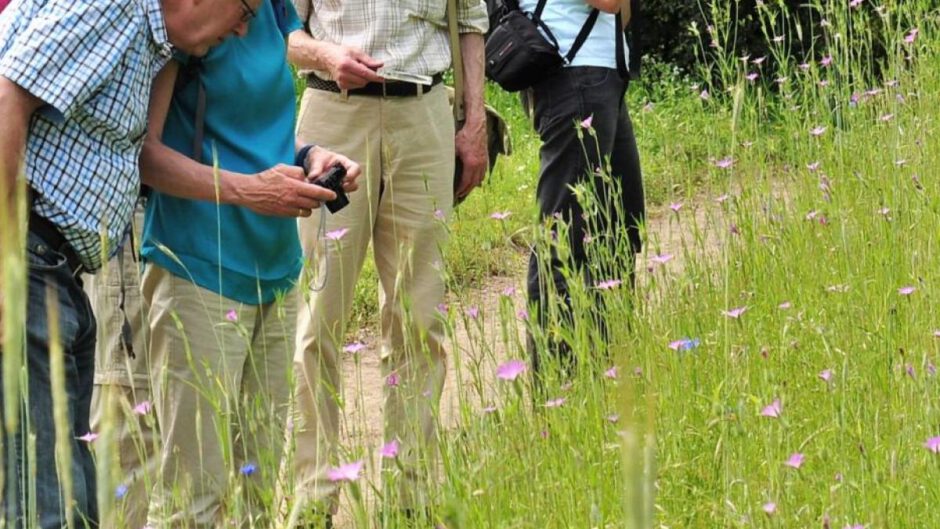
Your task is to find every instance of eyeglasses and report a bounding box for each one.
[237,0,256,22]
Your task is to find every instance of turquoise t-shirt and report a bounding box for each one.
[518,0,628,69]
[141,0,304,305]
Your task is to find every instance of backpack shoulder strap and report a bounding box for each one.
[272,0,290,35]
[615,10,628,80]
[565,8,599,64]
[447,0,464,124]
[528,1,599,64]
[173,58,206,162]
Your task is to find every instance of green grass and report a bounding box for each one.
[4,1,939,527]
[420,3,940,528]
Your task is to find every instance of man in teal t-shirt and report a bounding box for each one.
[131,1,360,524]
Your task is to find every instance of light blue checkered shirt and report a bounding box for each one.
[0,0,171,272]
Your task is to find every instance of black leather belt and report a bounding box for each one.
[28,194,84,276]
[306,73,443,97]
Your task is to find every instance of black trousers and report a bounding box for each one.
[526,66,645,372]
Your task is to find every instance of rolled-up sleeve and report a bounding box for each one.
[0,0,138,122]
[457,0,488,34]
[292,0,311,31]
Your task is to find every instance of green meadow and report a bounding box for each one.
[3,1,939,527]
[427,2,940,528]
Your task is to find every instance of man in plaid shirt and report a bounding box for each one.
[286,0,488,525]
[0,0,268,526]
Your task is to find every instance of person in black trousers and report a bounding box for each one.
[523,0,645,374]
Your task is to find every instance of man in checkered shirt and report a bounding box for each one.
[0,0,272,526]
[286,0,489,525]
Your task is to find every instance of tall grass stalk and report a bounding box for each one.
[45,284,75,529]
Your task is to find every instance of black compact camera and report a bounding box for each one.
[311,163,349,213]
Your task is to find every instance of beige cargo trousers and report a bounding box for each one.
[290,83,455,512]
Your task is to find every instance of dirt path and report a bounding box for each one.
[330,197,725,524]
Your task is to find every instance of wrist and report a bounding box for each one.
[217,169,245,206]
[463,102,486,123]
[295,144,317,174]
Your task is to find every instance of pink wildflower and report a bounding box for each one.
[714,157,734,169]
[327,461,363,482]
[760,398,782,418]
[496,360,527,381]
[325,228,349,240]
[924,436,940,453]
[785,452,805,469]
[379,439,400,458]
[649,253,674,265]
[343,341,366,354]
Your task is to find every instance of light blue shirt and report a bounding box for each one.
[517,0,627,69]
[0,0,172,272]
[141,1,304,305]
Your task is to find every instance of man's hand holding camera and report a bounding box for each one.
[241,147,359,218]
[302,145,360,213]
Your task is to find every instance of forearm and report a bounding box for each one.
[287,30,332,72]
[0,110,28,215]
[458,32,486,126]
[139,139,246,204]
[0,77,42,230]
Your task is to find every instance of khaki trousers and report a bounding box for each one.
[292,84,455,510]
[142,264,295,527]
[86,207,157,529]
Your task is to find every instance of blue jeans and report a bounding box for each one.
[1,231,98,528]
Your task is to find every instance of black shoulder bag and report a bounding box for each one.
[484,0,599,92]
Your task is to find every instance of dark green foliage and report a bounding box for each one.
[635,1,888,79]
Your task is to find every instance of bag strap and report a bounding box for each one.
[530,0,599,65]
[626,0,641,78]
[192,75,206,162]
[447,0,465,124]
[565,8,599,64]
[615,10,629,80]
[272,0,289,34]
[532,0,549,20]
[174,58,207,162]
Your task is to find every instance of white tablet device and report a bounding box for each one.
[377,68,434,86]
